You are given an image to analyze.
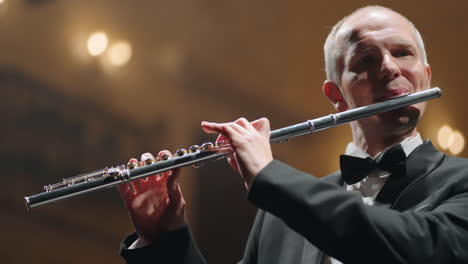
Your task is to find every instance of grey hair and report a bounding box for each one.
[323,6,428,86]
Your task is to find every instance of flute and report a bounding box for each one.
[24,87,442,210]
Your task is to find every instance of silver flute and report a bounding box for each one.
[24,87,442,210]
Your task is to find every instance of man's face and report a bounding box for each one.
[334,10,431,135]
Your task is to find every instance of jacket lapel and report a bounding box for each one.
[375,140,445,210]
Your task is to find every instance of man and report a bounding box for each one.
[119,6,468,263]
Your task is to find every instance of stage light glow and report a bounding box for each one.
[437,125,465,155]
[87,32,108,56]
[0,0,5,5]
[437,125,453,149]
[449,131,465,155]
[108,41,132,66]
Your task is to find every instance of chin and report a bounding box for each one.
[378,106,421,136]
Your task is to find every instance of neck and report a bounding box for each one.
[350,122,418,156]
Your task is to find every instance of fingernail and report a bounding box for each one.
[142,153,156,165]
[160,153,171,160]
[127,158,138,169]
[175,148,188,156]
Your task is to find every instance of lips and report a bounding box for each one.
[375,89,410,102]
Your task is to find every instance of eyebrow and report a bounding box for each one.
[348,45,376,58]
[348,38,417,58]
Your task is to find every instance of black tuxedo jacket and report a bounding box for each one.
[121,141,468,264]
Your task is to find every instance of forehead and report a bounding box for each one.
[336,10,417,55]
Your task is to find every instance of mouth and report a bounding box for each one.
[375,90,410,102]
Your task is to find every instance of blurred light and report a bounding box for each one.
[449,131,465,155]
[437,125,465,155]
[107,41,132,66]
[87,32,108,56]
[0,0,7,17]
[437,125,453,149]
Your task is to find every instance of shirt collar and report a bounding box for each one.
[345,133,423,159]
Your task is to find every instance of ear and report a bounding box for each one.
[323,80,348,112]
[425,64,432,85]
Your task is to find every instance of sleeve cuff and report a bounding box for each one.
[120,225,206,264]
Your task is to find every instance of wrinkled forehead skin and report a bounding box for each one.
[334,8,421,72]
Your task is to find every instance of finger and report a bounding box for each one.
[202,121,247,136]
[202,121,250,150]
[138,152,159,182]
[118,182,135,198]
[201,121,227,134]
[227,156,240,173]
[220,124,251,147]
[202,122,229,147]
[251,117,269,129]
[157,150,172,160]
[227,153,249,184]
[118,157,140,198]
[157,147,183,209]
[215,134,231,150]
[215,133,229,144]
[201,122,232,144]
[234,117,255,130]
[230,121,249,135]
[141,152,157,166]
[157,150,174,179]
[127,158,139,168]
[251,117,271,137]
[234,118,270,138]
[165,167,182,204]
[239,117,270,137]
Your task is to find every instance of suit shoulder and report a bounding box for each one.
[439,155,468,175]
[435,154,468,192]
[320,170,343,185]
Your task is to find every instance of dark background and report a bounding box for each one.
[2,0,467,263]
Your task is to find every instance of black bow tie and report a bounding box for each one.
[340,144,407,185]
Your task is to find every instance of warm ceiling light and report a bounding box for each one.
[0,0,5,5]
[87,32,108,56]
[437,125,453,150]
[449,131,465,155]
[108,41,132,66]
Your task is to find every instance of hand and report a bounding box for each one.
[118,151,186,245]
[201,117,273,189]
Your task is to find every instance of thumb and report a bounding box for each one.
[227,154,248,182]
[227,156,240,173]
[165,168,183,203]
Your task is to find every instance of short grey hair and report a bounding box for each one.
[323,6,428,86]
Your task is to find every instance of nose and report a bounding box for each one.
[378,54,401,81]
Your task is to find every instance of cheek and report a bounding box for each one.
[342,70,369,86]
[401,63,429,91]
[342,73,375,106]
[342,71,369,92]
[407,70,422,87]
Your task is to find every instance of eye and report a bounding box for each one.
[393,50,411,57]
[359,55,375,64]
